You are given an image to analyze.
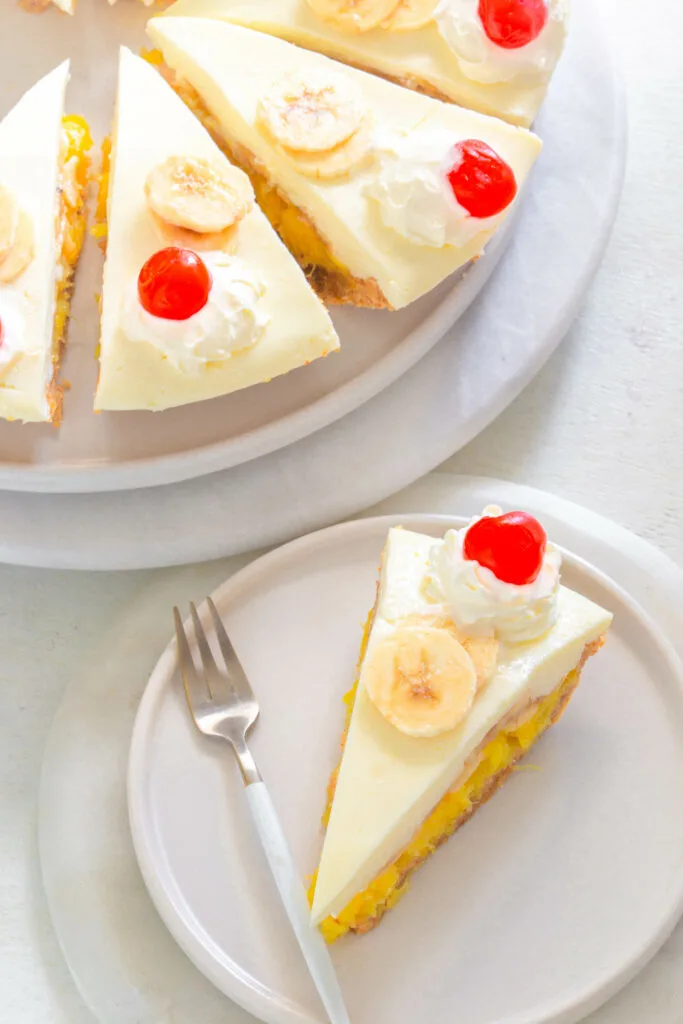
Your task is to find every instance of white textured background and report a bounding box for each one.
[1,0,682,1021]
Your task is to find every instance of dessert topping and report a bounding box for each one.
[0,185,35,285]
[429,506,561,641]
[368,129,515,247]
[124,252,269,374]
[365,625,476,737]
[446,139,517,219]
[436,0,568,85]
[145,156,254,235]
[306,0,401,34]
[464,509,546,585]
[383,0,439,32]
[257,69,366,153]
[138,247,212,321]
[478,0,548,48]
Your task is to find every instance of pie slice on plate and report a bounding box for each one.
[160,0,569,128]
[146,17,542,310]
[0,62,91,423]
[310,510,613,940]
[95,48,339,413]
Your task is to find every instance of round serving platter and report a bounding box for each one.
[0,0,622,496]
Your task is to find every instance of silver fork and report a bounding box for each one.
[174,598,351,1024]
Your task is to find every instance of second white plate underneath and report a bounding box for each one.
[127,515,683,1024]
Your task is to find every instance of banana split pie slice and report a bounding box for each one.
[310,508,612,940]
[95,48,339,412]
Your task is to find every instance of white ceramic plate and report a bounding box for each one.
[127,513,683,1024]
[0,0,515,493]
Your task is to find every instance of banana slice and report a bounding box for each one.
[0,210,35,284]
[278,116,375,180]
[0,185,20,263]
[145,156,254,234]
[151,211,240,254]
[257,69,366,154]
[306,0,401,32]
[383,0,438,31]
[459,635,499,691]
[365,625,476,738]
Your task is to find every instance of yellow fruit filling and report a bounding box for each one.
[310,610,588,943]
[50,114,92,421]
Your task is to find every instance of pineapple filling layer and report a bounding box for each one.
[311,661,579,943]
[142,50,348,276]
[51,115,91,414]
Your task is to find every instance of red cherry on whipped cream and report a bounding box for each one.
[478,0,548,50]
[463,510,547,585]
[446,140,517,219]
[138,247,212,321]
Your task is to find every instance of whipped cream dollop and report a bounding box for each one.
[428,506,561,642]
[121,253,269,374]
[367,130,505,248]
[436,0,569,85]
[0,290,31,378]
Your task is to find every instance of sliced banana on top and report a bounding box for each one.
[364,625,476,738]
[277,116,375,180]
[306,0,402,33]
[257,69,366,154]
[383,0,438,31]
[0,185,20,263]
[458,634,499,691]
[145,155,255,235]
[0,210,35,285]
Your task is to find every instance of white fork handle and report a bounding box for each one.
[245,782,351,1024]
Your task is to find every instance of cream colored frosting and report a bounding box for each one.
[121,253,269,374]
[367,129,507,248]
[436,0,570,85]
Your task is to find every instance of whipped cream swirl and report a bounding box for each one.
[0,290,30,378]
[122,253,269,374]
[436,0,569,85]
[367,130,505,248]
[429,506,561,642]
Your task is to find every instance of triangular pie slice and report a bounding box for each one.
[147,17,542,310]
[95,48,339,412]
[161,0,569,128]
[310,515,613,939]
[0,62,91,423]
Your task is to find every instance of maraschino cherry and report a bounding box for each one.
[446,140,517,219]
[464,510,547,585]
[478,0,548,50]
[138,247,212,321]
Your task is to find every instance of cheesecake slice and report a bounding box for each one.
[161,0,569,128]
[95,48,339,412]
[146,17,542,310]
[310,512,612,939]
[0,63,91,423]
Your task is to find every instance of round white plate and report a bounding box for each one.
[0,0,620,495]
[39,481,683,1024]
[126,513,683,1024]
